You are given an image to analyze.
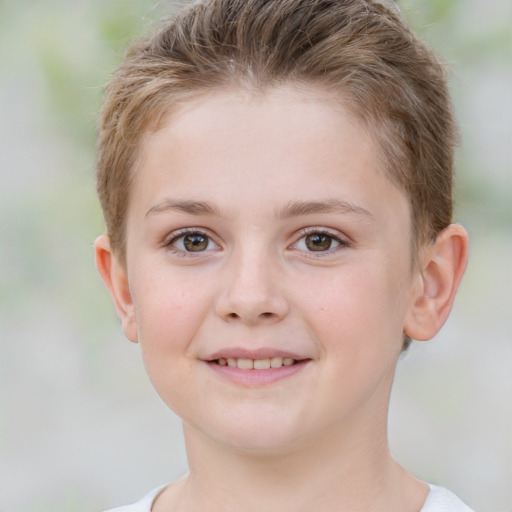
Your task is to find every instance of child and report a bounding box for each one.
[94,0,472,510]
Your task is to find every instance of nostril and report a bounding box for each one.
[261,312,273,318]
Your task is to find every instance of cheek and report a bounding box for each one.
[132,268,214,355]
[295,260,409,349]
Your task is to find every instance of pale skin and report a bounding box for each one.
[95,85,468,512]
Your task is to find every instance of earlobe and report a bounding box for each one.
[94,235,138,343]
[404,224,469,341]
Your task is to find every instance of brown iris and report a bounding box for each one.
[305,233,332,251]
[183,234,209,251]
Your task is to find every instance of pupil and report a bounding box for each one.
[184,234,208,251]
[306,234,331,251]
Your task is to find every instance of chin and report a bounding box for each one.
[188,407,310,455]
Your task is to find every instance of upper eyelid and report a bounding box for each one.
[294,226,350,243]
[165,227,213,240]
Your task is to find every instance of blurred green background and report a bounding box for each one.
[0,0,510,510]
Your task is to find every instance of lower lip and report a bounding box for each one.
[206,360,311,386]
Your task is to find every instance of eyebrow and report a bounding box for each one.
[277,199,375,220]
[145,199,219,218]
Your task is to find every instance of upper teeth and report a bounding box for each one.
[217,357,295,369]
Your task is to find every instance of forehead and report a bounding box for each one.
[132,85,409,229]
[154,85,374,157]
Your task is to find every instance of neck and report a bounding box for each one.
[157,408,427,512]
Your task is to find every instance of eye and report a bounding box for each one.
[293,229,347,254]
[167,230,218,253]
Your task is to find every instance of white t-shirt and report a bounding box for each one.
[103,483,473,512]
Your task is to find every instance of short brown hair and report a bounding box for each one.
[97,0,457,261]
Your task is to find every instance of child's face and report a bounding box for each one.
[118,86,419,451]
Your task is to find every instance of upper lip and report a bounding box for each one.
[205,347,310,361]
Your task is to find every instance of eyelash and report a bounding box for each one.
[164,227,350,259]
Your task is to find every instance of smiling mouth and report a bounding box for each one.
[213,357,299,370]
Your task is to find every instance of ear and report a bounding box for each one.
[94,235,138,343]
[404,224,469,341]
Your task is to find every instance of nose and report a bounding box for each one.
[214,249,290,325]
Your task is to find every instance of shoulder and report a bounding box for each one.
[421,484,474,512]
[103,485,168,512]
